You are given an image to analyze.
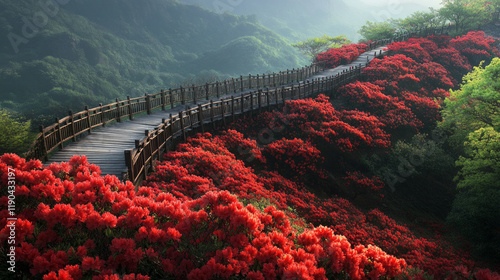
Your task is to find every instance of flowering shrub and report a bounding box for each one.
[263,138,325,181]
[2,31,499,280]
[449,31,500,65]
[315,43,369,68]
[337,81,422,131]
[0,154,408,279]
[264,94,391,152]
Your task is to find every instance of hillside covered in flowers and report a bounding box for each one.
[1,31,500,279]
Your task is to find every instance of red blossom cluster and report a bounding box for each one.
[339,32,498,131]
[258,95,391,152]
[315,43,369,68]
[449,31,500,65]
[263,138,326,181]
[145,131,481,278]
[0,154,408,279]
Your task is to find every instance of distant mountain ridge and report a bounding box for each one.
[0,0,306,124]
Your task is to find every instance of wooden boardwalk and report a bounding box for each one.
[46,46,388,179]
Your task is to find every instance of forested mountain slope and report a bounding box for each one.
[0,0,306,123]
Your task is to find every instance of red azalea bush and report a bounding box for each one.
[2,31,500,280]
[337,81,422,131]
[449,31,500,65]
[263,138,325,181]
[263,94,391,152]
[315,43,369,68]
[0,154,409,280]
[387,41,433,63]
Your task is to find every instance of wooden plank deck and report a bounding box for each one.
[45,46,388,179]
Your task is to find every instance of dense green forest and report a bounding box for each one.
[0,0,307,125]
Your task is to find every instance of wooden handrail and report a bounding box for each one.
[26,23,458,175]
[124,23,465,185]
[125,63,363,184]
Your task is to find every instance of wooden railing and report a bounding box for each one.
[124,65,364,184]
[26,65,321,161]
[26,39,394,162]
[25,23,458,184]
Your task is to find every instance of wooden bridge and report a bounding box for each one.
[26,26,456,185]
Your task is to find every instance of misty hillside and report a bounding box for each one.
[0,0,306,123]
[179,0,442,42]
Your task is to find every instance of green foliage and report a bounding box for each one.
[291,35,351,60]
[439,0,491,32]
[359,21,396,42]
[441,58,500,147]
[369,133,454,186]
[397,9,444,31]
[442,58,500,261]
[455,127,500,191]
[448,127,500,260]
[0,0,306,126]
[358,1,496,41]
[0,109,33,155]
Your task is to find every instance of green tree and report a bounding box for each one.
[291,35,351,60]
[0,109,32,155]
[398,9,443,31]
[448,127,500,260]
[439,0,490,32]
[441,58,500,146]
[358,21,395,42]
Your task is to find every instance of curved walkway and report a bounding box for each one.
[46,46,388,179]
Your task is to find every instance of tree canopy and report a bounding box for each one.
[291,35,351,60]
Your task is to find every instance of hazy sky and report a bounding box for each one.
[343,0,442,8]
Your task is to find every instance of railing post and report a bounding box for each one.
[55,118,63,149]
[85,106,92,134]
[161,89,166,110]
[298,82,302,99]
[198,104,204,133]
[192,84,197,104]
[145,93,152,115]
[266,88,270,108]
[249,74,252,89]
[221,99,226,126]
[205,83,209,100]
[144,130,150,178]
[124,150,134,183]
[258,89,262,112]
[127,96,133,120]
[281,86,286,104]
[250,92,254,116]
[241,95,245,115]
[169,89,174,109]
[232,78,236,93]
[116,98,122,123]
[256,74,259,88]
[210,100,215,130]
[224,80,229,95]
[240,75,244,92]
[100,103,105,127]
[181,86,185,105]
[274,88,279,107]
[179,111,186,141]
[69,110,76,142]
[231,95,235,121]
[216,82,220,98]
[39,125,49,161]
